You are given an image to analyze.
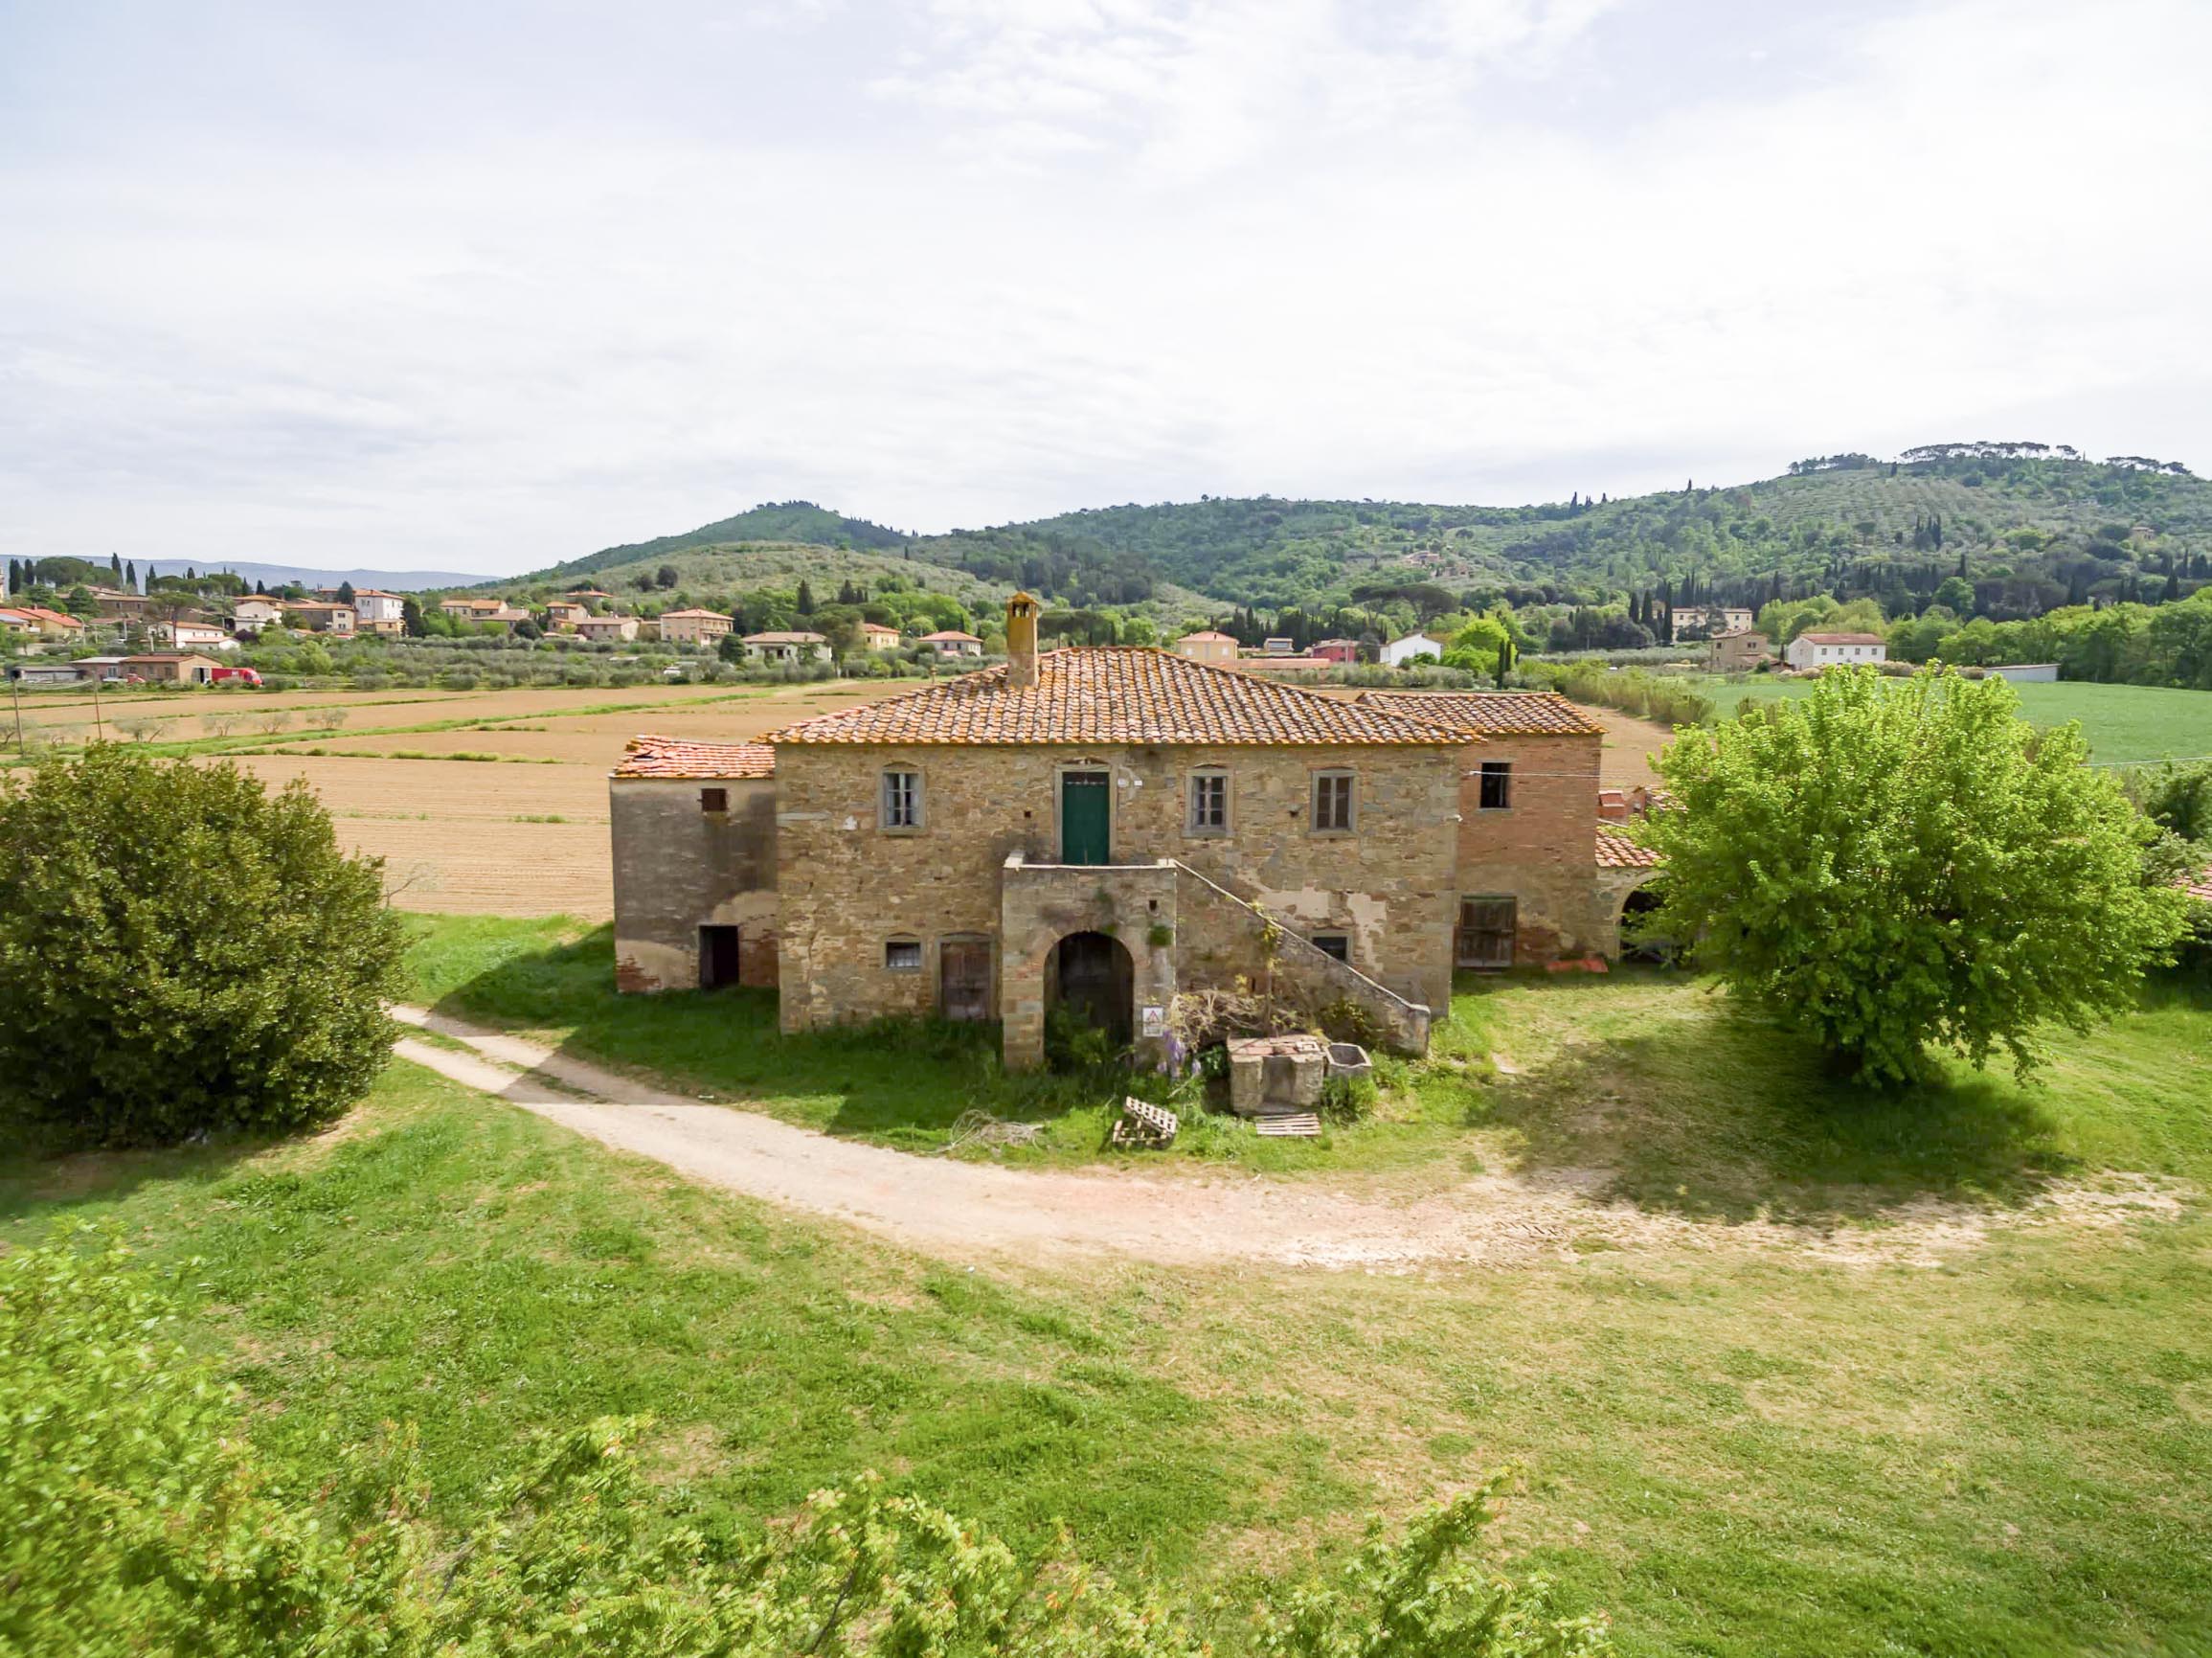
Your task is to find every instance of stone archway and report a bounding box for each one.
[1616,880,1670,963]
[1047,930,1134,1047]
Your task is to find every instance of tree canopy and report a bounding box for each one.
[1636,668,2189,1084]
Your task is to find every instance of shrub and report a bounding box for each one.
[0,1232,1615,1658]
[0,746,406,1146]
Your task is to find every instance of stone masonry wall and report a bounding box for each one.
[1452,733,1604,962]
[774,741,1460,1033]
[611,777,779,992]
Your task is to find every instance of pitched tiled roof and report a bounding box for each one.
[1354,690,1605,736]
[614,735,776,779]
[920,629,982,643]
[1798,632,1885,645]
[1178,630,1236,643]
[764,647,1469,747]
[742,630,826,644]
[2182,865,2212,904]
[1595,826,1660,869]
[660,608,733,621]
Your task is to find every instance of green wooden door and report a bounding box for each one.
[1060,771,1111,865]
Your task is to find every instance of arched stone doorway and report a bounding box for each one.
[1618,882,1671,964]
[1047,930,1134,1047]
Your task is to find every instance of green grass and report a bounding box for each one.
[1686,675,2212,764]
[5,975,2210,1655]
[405,915,2212,1201]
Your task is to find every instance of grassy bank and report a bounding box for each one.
[4,1027,2209,1653]
[405,915,2212,1198]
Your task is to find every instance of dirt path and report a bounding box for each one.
[390,1008,2180,1272]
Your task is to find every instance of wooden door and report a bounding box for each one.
[1060,771,1111,865]
[1455,897,1516,969]
[940,939,993,1022]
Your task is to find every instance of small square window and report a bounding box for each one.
[882,769,920,830]
[1478,761,1512,810]
[885,939,922,971]
[1188,772,1228,832]
[1313,771,1355,832]
[700,786,728,813]
[1313,933,1350,963]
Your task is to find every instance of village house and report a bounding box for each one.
[576,614,640,643]
[859,622,903,651]
[658,607,734,646]
[1173,630,1239,666]
[282,601,356,635]
[1706,628,1770,670]
[1380,630,1452,666]
[919,628,984,658]
[230,596,284,633]
[543,599,591,631]
[1785,630,1886,670]
[347,590,408,636]
[147,619,236,652]
[91,587,152,621]
[440,596,508,619]
[740,630,828,664]
[122,652,223,684]
[0,604,86,643]
[1311,638,1361,664]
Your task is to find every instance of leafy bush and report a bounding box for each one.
[1638,667,2191,1084]
[0,746,406,1146]
[0,1233,1614,1657]
[1320,1074,1377,1123]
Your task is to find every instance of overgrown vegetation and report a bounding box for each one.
[0,1233,1604,1657]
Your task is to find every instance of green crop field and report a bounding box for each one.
[1689,676,2212,764]
[9,930,2209,1656]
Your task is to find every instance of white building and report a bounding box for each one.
[1785,630,1887,670]
[1381,631,1453,667]
[740,629,827,663]
[348,589,408,635]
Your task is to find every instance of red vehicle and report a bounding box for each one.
[209,666,263,687]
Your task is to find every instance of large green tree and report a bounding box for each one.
[1637,667,2188,1084]
[0,746,405,1146]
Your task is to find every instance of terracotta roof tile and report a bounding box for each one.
[1595,826,1660,869]
[764,647,1468,747]
[2182,865,2212,904]
[1354,689,1605,736]
[1798,631,1885,645]
[614,735,776,780]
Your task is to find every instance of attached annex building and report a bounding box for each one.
[611,595,1658,1069]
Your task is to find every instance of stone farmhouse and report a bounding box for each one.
[610,596,1660,1070]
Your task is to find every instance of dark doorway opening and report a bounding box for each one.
[1048,930,1133,1046]
[699,925,742,989]
[1620,886,1672,964]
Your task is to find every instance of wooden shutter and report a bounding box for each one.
[1455,897,1516,968]
[940,940,993,1022]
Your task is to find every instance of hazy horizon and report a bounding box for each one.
[6,0,2207,578]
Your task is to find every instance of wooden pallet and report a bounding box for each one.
[1254,1112,1320,1138]
[1111,1096,1179,1148]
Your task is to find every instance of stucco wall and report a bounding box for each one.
[773,741,1461,1033]
[611,777,779,992]
[1451,733,1605,963]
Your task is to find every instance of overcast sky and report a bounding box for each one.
[3,0,2207,576]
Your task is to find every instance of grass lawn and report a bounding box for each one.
[5,965,2210,1655]
[1682,675,2212,765]
[405,914,2212,1204]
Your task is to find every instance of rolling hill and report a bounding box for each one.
[513,445,2209,624]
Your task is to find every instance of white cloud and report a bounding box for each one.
[0,0,2205,572]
